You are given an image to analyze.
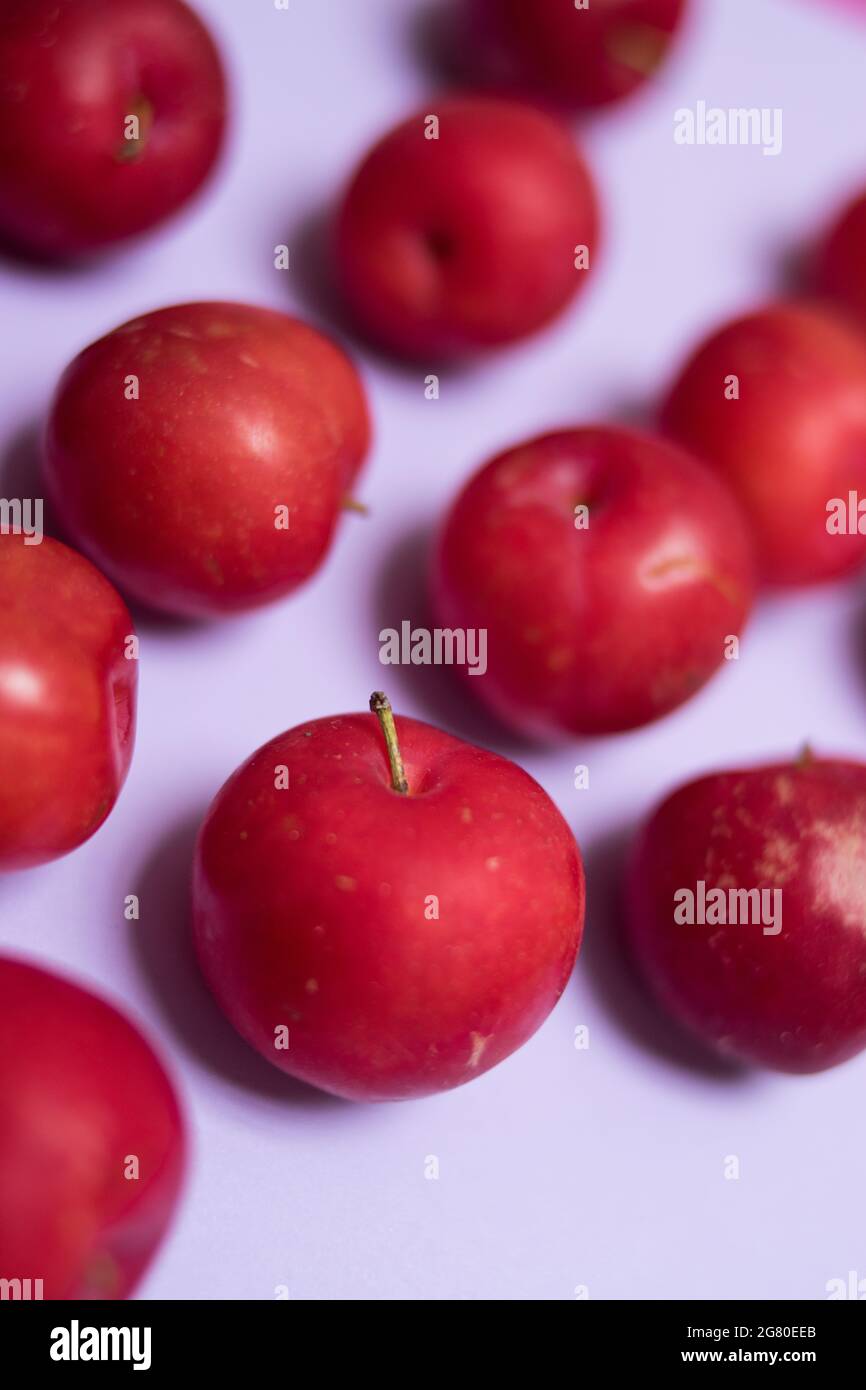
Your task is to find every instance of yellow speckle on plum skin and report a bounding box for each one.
[468,1032,491,1068]
[755,834,798,886]
[811,821,866,934]
[335,874,357,892]
[547,647,574,672]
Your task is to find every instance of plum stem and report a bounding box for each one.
[342,496,369,515]
[370,692,408,794]
[116,95,154,163]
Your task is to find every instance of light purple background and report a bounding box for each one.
[3,0,866,1301]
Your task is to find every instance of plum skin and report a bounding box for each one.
[0,533,137,870]
[661,302,866,585]
[335,95,600,358]
[0,0,227,258]
[464,0,689,110]
[192,710,585,1101]
[44,302,371,619]
[431,425,755,737]
[816,189,866,330]
[0,956,185,1299]
[626,757,866,1073]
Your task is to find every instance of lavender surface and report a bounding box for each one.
[3,0,866,1299]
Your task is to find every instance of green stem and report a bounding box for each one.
[370,692,408,794]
